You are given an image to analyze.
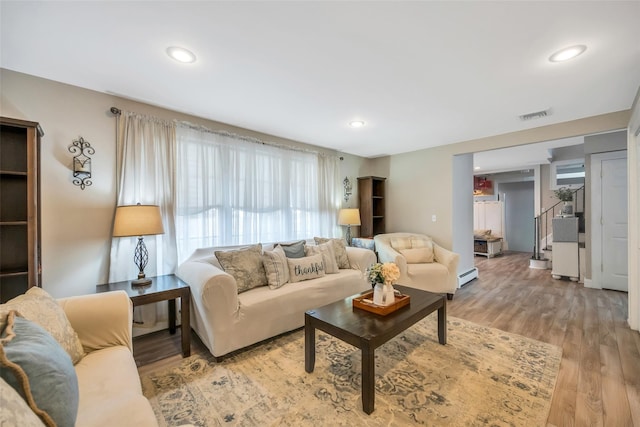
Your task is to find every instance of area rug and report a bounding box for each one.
[141,315,561,426]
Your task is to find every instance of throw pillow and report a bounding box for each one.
[215,244,268,293]
[0,287,85,364]
[410,236,432,248]
[0,377,46,427]
[390,237,412,251]
[314,237,350,269]
[262,245,290,289]
[0,311,79,427]
[400,247,434,263]
[278,240,306,258]
[305,242,339,274]
[287,254,326,283]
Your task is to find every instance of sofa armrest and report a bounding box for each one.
[58,290,133,353]
[176,260,239,319]
[346,246,377,273]
[433,243,460,288]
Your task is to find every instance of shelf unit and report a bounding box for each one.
[1,117,43,303]
[358,176,386,238]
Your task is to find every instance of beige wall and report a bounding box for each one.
[0,69,367,297]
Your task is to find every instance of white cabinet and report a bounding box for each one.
[473,201,504,238]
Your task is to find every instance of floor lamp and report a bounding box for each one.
[112,204,165,286]
[338,208,361,246]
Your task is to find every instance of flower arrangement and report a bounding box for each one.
[367,262,400,285]
[553,187,574,202]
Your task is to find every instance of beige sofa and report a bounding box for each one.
[177,243,377,359]
[374,232,460,299]
[1,290,158,427]
[59,291,158,426]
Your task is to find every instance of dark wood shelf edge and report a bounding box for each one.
[0,270,29,277]
[0,221,28,226]
[0,170,28,176]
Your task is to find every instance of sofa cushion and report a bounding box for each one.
[262,245,290,289]
[74,346,157,427]
[0,377,46,427]
[314,237,350,269]
[215,244,267,293]
[400,247,434,263]
[0,311,79,427]
[287,254,326,283]
[278,240,306,258]
[305,242,339,274]
[0,287,85,364]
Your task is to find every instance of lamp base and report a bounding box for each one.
[131,277,152,287]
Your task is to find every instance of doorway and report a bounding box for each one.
[499,181,535,252]
[591,150,628,291]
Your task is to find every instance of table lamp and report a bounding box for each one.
[112,204,164,286]
[338,208,361,246]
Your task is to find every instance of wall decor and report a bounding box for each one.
[69,136,94,190]
[343,176,353,202]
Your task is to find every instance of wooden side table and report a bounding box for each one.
[96,274,191,358]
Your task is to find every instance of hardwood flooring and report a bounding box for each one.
[135,251,640,426]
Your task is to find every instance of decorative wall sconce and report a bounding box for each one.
[343,177,353,202]
[69,136,94,190]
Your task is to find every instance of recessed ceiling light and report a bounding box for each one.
[474,166,481,170]
[349,121,365,128]
[166,46,196,63]
[548,45,587,63]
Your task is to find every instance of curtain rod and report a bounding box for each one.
[109,106,339,159]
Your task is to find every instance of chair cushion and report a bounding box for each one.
[0,287,85,364]
[400,247,434,263]
[0,311,79,427]
[390,237,412,250]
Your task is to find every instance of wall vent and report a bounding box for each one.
[519,109,551,121]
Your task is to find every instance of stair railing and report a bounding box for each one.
[531,185,584,261]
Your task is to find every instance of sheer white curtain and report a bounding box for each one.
[109,112,178,283]
[175,125,342,262]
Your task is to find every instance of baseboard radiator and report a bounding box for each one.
[457,267,479,287]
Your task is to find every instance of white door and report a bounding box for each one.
[592,151,628,291]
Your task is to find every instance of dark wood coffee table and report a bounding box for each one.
[304,285,446,414]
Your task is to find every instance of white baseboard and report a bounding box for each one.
[458,267,479,287]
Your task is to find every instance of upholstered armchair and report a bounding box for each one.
[374,232,460,299]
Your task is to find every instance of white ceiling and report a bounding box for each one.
[1,1,639,158]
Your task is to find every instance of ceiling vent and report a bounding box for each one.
[519,109,551,121]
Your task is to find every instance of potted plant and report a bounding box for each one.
[554,187,574,215]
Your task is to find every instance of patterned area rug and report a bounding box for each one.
[141,315,561,426]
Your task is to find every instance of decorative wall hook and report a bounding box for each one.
[343,176,352,202]
[69,136,94,190]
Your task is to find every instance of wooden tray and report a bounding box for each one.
[352,291,410,316]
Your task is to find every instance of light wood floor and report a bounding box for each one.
[136,252,640,426]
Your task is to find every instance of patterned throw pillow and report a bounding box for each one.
[262,245,290,289]
[0,311,79,427]
[287,254,326,283]
[410,237,432,248]
[0,376,46,427]
[278,240,306,258]
[215,244,268,293]
[400,247,434,263]
[0,287,85,364]
[314,237,350,269]
[305,242,339,274]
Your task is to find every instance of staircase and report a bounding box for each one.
[530,186,585,270]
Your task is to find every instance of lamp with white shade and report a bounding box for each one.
[112,204,164,286]
[338,208,361,246]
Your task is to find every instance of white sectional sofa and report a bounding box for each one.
[177,242,377,359]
